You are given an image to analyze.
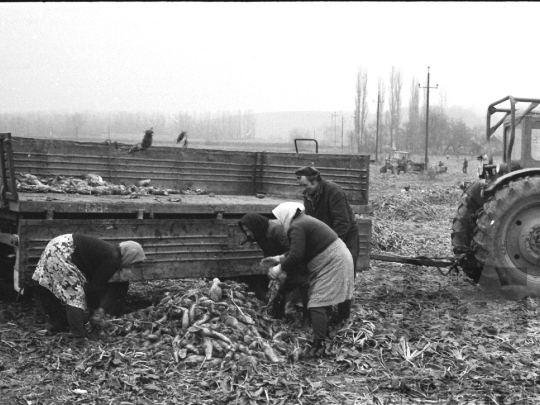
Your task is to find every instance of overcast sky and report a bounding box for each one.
[1,2,539,115]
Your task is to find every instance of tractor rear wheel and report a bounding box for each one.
[451,188,483,281]
[474,176,540,298]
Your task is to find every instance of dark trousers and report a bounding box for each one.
[33,285,87,338]
[345,228,360,275]
[310,306,333,341]
[310,299,352,341]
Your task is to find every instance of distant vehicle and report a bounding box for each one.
[381,150,425,174]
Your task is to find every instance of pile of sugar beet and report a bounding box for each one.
[94,279,301,369]
[16,172,208,197]
[92,278,374,369]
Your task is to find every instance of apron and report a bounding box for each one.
[307,238,354,309]
[32,234,88,310]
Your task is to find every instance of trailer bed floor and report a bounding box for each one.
[6,192,299,216]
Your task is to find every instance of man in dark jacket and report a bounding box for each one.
[295,166,359,323]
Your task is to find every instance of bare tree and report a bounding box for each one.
[406,76,420,151]
[439,88,448,112]
[377,78,386,156]
[388,66,403,150]
[354,67,368,153]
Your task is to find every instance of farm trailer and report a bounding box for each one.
[0,134,372,300]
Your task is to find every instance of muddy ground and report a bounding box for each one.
[2,155,540,405]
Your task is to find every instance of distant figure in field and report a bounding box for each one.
[463,158,468,174]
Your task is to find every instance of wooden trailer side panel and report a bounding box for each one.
[253,151,369,207]
[16,218,264,287]
[10,138,257,196]
[16,217,372,286]
[8,137,369,207]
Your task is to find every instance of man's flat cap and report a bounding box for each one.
[295,166,319,176]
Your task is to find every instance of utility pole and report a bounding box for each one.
[352,113,357,152]
[331,111,338,145]
[375,92,381,162]
[341,115,344,149]
[419,66,438,168]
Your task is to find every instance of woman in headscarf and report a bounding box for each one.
[238,213,309,324]
[32,234,146,342]
[261,202,354,357]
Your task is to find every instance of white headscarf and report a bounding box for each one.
[272,202,305,232]
[119,241,146,268]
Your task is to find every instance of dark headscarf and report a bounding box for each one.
[238,214,269,242]
[295,166,319,176]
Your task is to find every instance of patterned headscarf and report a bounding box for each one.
[272,202,305,232]
[119,241,146,268]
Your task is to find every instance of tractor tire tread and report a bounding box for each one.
[474,176,540,298]
[451,191,482,281]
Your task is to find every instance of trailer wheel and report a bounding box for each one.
[474,176,540,298]
[451,190,483,281]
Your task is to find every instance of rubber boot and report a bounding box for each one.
[66,305,87,339]
[312,339,326,357]
[308,306,331,357]
[299,286,310,330]
[301,339,326,359]
[336,299,352,325]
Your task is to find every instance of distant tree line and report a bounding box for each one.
[0,110,256,145]
[350,66,488,159]
[287,66,490,159]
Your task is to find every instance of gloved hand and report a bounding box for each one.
[268,265,287,284]
[90,307,107,327]
[261,255,281,269]
[268,264,281,280]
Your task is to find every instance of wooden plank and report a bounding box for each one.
[11,193,372,216]
[371,253,452,267]
[11,193,302,215]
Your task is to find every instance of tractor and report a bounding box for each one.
[379,150,424,175]
[452,96,540,298]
